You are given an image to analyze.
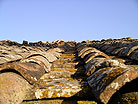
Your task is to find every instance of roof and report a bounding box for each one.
[0,38,138,104]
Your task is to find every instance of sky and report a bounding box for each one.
[0,0,138,43]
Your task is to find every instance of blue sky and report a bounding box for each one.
[0,0,138,43]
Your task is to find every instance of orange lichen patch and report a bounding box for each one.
[21,99,97,104]
[60,53,75,57]
[35,77,82,99]
[117,92,138,104]
[35,87,81,99]
[77,101,97,104]
[52,68,77,73]
[57,82,66,86]
[52,68,64,71]
[50,50,78,78]
[66,68,77,73]
[38,78,80,87]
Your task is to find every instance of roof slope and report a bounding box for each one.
[0,38,138,104]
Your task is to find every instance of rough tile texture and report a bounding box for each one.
[1,38,138,104]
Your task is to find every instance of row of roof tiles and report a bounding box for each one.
[76,40,138,104]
